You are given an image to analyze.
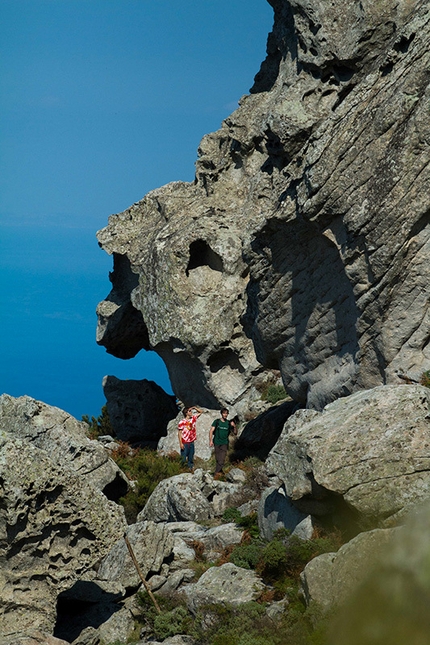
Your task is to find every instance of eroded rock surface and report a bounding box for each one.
[0,428,126,637]
[0,394,129,499]
[267,385,430,528]
[182,563,265,613]
[97,0,430,411]
[97,521,175,589]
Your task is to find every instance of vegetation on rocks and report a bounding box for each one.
[135,589,330,645]
[129,512,342,645]
[82,404,115,439]
[420,370,430,388]
[111,446,188,523]
[260,383,289,404]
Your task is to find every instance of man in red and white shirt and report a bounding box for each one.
[178,406,203,471]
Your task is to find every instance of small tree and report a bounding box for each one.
[82,405,115,439]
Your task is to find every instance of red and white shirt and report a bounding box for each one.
[178,415,198,443]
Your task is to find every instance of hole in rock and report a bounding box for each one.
[102,472,129,502]
[186,239,223,276]
[380,62,394,76]
[54,581,123,642]
[394,32,415,53]
[331,64,355,82]
[208,348,245,374]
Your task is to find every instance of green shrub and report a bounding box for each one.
[260,384,288,404]
[153,606,189,640]
[82,405,115,439]
[260,539,288,573]
[229,542,262,569]
[222,507,243,523]
[191,602,272,645]
[113,448,187,522]
[237,512,260,538]
[284,535,339,578]
[136,591,330,645]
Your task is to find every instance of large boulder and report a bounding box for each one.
[97,521,174,590]
[326,500,430,644]
[96,0,430,412]
[0,635,70,645]
[258,485,312,541]
[182,563,265,613]
[266,385,430,529]
[138,470,240,523]
[233,399,299,460]
[103,375,178,446]
[300,528,396,609]
[161,521,244,565]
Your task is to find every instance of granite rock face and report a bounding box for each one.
[322,501,430,644]
[266,385,430,528]
[0,426,126,637]
[97,0,430,411]
[138,470,240,523]
[97,521,175,590]
[0,394,129,500]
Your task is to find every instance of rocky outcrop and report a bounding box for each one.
[258,485,313,540]
[96,0,430,412]
[97,522,175,590]
[0,394,129,500]
[103,375,178,446]
[233,399,299,459]
[266,385,430,529]
[315,500,430,643]
[0,635,70,645]
[0,397,126,643]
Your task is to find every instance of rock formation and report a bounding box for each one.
[5,0,430,641]
[266,384,430,529]
[103,375,178,446]
[0,394,129,499]
[97,0,430,412]
[0,395,127,638]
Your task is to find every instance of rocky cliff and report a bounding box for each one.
[96,0,430,411]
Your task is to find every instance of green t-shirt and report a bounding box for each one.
[212,418,231,445]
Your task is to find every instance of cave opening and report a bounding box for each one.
[208,348,245,374]
[102,472,129,502]
[186,239,223,276]
[54,581,123,642]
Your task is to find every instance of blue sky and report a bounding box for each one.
[0,0,273,420]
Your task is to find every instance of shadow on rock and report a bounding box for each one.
[232,399,301,461]
[54,581,123,643]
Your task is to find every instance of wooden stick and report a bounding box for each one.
[124,533,162,614]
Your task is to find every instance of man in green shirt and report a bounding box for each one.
[209,408,236,478]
